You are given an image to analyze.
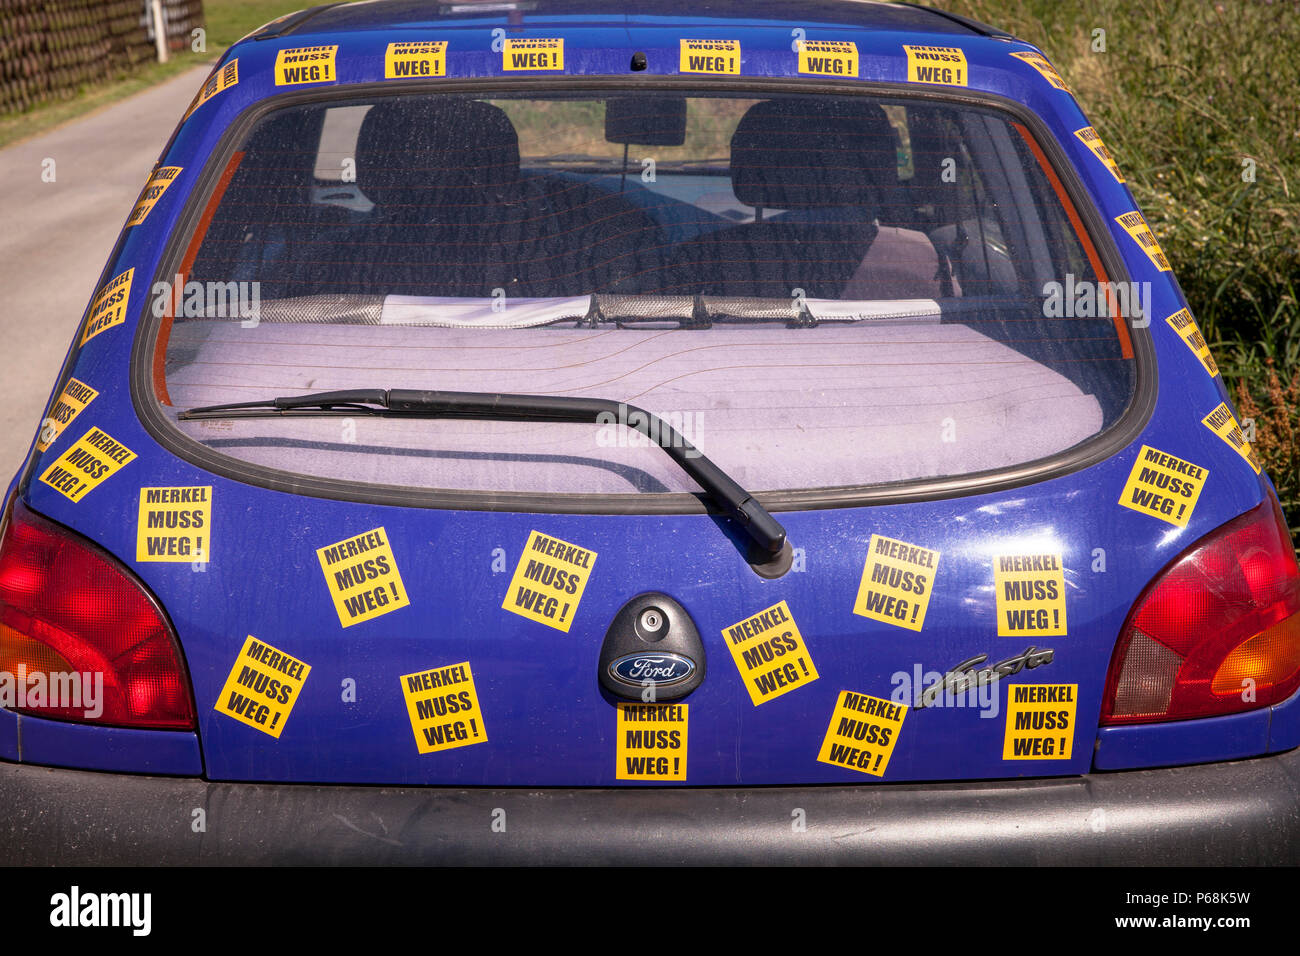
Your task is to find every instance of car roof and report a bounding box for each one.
[253,0,1015,40]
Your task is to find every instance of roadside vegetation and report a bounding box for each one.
[0,0,306,146]
[951,0,1300,535]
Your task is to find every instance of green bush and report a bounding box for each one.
[949,0,1300,533]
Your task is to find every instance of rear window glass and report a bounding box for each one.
[157,89,1135,496]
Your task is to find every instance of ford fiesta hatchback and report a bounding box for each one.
[2,0,1298,864]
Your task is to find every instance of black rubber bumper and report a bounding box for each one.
[1,749,1298,865]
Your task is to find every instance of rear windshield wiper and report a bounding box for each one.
[179,389,788,558]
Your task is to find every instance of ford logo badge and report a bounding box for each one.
[608,653,695,688]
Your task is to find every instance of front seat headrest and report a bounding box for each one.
[355,98,521,212]
[730,98,897,210]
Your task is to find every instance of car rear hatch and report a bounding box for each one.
[9,20,1296,789]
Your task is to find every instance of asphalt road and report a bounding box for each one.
[0,65,210,487]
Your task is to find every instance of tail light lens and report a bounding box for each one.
[0,498,195,729]
[1102,495,1300,724]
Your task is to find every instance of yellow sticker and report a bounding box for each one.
[1115,210,1172,272]
[904,45,968,86]
[817,690,907,777]
[400,661,488,754]
[80,268,134,345]
[993,551,1067,637]
[721,600,819,705]
[796,39,857,76]
[36,378,97,453]
[679,38,740,74]
[503,37,564,71]
[136,486,212,563]
[1164,308,1219,378]
[1002,683,1077,760]
[274,44,338,86]
[502,530,597,632]
[214,636,311,739]
[853,534,940,631]
[1118,444,1208,527]
[385,40,447,79]
[1073,126,1125,183]
[316,526,411,627]
[1201,403,1261,474]
[38,427,136,503]
[184,58,239,120]
[616,702,688,780]
[1009,50,1071,91]
[126,166,182,228]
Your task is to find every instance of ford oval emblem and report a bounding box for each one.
[608,652,695,688]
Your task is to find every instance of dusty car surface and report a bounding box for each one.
[1,0,1297,864]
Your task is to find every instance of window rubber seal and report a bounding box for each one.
[129,75,1157,518]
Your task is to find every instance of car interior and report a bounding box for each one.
[168,90,1135,494]
[193,91,1027,301]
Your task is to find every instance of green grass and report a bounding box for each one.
[0,0,310,148]
[202,0,312,50]
[948,0,1300,533]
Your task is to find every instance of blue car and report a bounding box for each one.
[2,0,1297,864]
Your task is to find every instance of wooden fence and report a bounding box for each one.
[0,0,204,115]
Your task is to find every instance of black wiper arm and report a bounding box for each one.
[180,389,788,557]
[180,390,390,415]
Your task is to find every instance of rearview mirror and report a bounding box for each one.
[604,96,687,146]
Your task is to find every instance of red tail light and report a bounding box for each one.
[0,498,195,729]
[1102,496,1300,724]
